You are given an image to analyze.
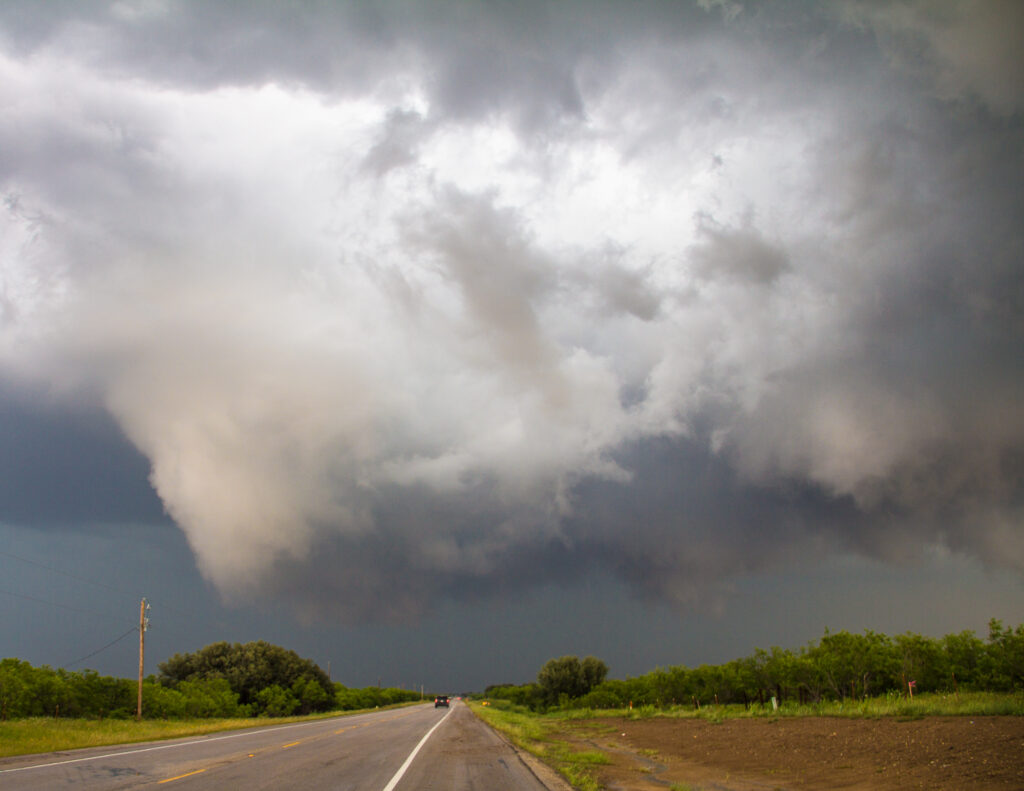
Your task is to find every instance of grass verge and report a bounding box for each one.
[554,691,1024,722]
[469,701,608,791]
[0,703,421,759]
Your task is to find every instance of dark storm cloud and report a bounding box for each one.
[0,387,166,525]
[565,434,863,608]
[0,1,1021,622]
[248,432,864,622]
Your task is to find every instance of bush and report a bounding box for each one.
[333,684,421,711]
[178,678,246,718]
[159,641,333,714]
[255,685,299,717]
[483,620,1024,713]
[141,681,187,719]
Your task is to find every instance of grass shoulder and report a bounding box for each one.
[598,691,1024,721]
[0,701,423,759]
[468,701,608,791]
[472,691,1023,727]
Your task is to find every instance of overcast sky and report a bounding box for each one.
[2,1,1023,693]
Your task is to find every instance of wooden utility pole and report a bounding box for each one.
[136,598,149,721]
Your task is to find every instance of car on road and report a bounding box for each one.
[434,695,449,708]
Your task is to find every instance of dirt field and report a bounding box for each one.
[551,715,1024,790]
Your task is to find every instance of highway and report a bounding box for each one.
[0,702,562,790]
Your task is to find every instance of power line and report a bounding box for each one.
[1,588,160,674]
[0,549,136,598]
[63,627,139,669]
[0,548,195,623]
[0,587,134,622]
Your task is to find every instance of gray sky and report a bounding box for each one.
[1,1,1022,692]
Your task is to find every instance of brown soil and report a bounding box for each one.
[550,715,1024,790]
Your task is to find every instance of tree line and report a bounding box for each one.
[0,640,422,720]
[486,619,1024,711]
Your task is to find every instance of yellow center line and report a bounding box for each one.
[332,708,421,736]
[158,768,207,784]
[150,711,427,784]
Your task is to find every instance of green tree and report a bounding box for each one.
[484,682,544,709]
[537,655,609,707]
[762,647,800,704]
[537,656,585,705]
[577,678,631,708]
[689,663,725,705]
[66,669,134,718]
[983,619,1024,691]
[178,678,246,718]
[942,630,985,689]
[581,656,609,691]
[254,684,299,717]
[808,630,898,700]
[292,677,328,714]
[142,679,187,719]
[894,632,946,693]
[0,658,32,719]
[159,641,332,713]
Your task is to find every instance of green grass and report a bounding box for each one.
[568,749,610,764]
[469,701,608,790]
[0,716,275,758]
[468,702,548,745]
[545,691,1024,722]
[0,703,421,759]
[560,763,602,791]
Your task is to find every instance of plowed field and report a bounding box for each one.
[551,715,1024,790]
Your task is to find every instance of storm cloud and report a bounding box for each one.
[1,1,1021,621]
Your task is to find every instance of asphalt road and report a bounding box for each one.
[0,702,558,790]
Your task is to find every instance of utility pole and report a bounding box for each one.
[136,598,150,722]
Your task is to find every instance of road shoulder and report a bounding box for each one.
[466,707,576,791]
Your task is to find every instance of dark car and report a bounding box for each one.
[434,695,449,708]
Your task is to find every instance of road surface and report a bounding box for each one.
[0,702,561,790]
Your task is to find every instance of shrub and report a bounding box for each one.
[254,685,298,717]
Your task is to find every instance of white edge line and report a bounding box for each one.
[381,706,453,791]
[0,710,400,774]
